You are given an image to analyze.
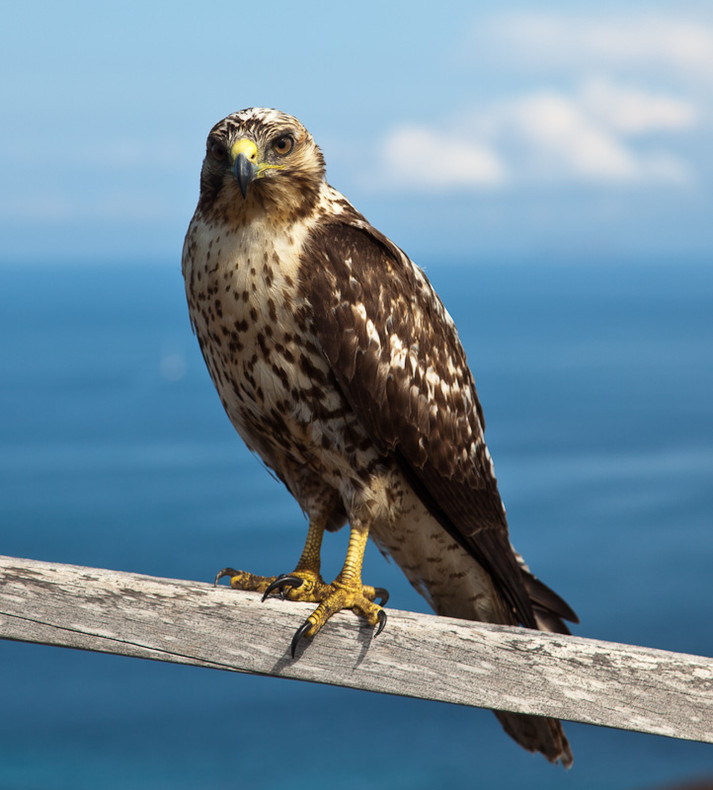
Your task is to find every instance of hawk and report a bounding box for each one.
[182,108,578,767]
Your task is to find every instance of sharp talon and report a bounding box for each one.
[373,587,390,606]
[262,575,303,602]
[291,620,312,658]
[214,568,238,586]
[275,573,292,600]
[374,609,387,638]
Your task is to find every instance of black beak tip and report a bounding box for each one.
[234,153,258,198]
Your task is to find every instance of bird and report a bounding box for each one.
[182,107,578,767]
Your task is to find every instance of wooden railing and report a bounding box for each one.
[1,554,711,744]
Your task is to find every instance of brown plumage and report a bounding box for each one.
[182,107,578,767]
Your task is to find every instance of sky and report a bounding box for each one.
[2,0,713,264]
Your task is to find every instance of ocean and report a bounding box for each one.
[1,259,712,789]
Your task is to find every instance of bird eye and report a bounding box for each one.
[272,134,294,155]
[209,141,226,161]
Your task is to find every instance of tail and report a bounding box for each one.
[494,710,573,768]
[373,495,578,767]
[497,552,579,767]
[434,546,577,766]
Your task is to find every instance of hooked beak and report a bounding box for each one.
[231,139,259,198]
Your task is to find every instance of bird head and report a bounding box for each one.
[198,108,326,222]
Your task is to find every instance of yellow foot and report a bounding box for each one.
[261,569,332,603]
[214,567,389,657]
[214,567,331,600]
[287,578,388,658]
[214,567,281,596]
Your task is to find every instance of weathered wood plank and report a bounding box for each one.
[1,554,711,743]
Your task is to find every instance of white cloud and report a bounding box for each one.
[381,127,506,190]
[378,80,696,191]
[501,90,640,181]
[494,82,696,183]
[478,14,713,78]
[580,79,698,135]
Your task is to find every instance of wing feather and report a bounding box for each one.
[300,216,538,628]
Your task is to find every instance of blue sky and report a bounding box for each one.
[2,0,712,264]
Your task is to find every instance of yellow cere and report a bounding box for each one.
[230,137,286,177]
[230,138,258,162]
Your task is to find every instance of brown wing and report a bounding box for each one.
[300,217,538,628]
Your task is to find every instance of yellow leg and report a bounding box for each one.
[290,524,388,657]
[215,519,388,657]
[214,515,328,596]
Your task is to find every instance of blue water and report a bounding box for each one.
[1,260,712,789]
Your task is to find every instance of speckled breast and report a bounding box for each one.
[182,210,380,490]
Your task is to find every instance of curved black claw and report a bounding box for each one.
[290,619,313,659]
[262,574,304,602]
[373,587,390,606]
[214,567,239,586]
[374,609,388,638]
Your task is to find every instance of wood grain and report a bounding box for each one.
[1,555,711,743]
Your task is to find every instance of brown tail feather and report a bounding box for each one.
[513,548,579,634]
[377,496,578,767]
[494,710,574,768]
[496,550,577,765]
